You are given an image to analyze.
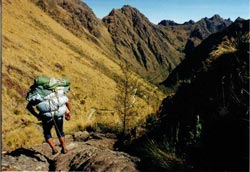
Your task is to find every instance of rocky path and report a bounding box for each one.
[2,132,140,171]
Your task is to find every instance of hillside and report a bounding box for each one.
[142,20,249,171]
[31,0,116,56]
[2,0,165,151]
[29,1,233,84]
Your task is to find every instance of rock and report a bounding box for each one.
[52,141,139,171]
[2,133,140,171]
[86,133,117,150]
[1,148,51,171]
[73,131,90,141]
[65,144,139,172]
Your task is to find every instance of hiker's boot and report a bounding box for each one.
[47,138,58,155]
[59,137,68,154]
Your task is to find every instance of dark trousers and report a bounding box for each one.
[42,116,65,140]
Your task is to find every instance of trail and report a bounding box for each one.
[2,132,140,171]
[87,108,96,121]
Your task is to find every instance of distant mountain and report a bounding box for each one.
[192,14,232,39]
[159,15,233,55]
[158,19,195,26]
[158,20,179,26]
[103,5,183,82]
[156,19,249,170]
[183,20,195,25]
[185,15,233,53]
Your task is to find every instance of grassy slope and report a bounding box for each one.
[2,0,165,151]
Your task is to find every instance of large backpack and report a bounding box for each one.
[26,76,70,117]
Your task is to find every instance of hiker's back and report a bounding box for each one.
[26,76,70,118]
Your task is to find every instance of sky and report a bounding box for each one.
[83,0,249,24]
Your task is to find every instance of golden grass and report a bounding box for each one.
[2,123,44,151]
[2,0,166,151]
[209,37,237,60]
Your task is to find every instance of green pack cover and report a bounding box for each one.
[35,76,70,89]
[26,76,70,105]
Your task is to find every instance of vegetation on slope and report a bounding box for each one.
[142,20,249,171]
[2,0,165,151]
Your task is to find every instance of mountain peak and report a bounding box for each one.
[121,4,134,9]
[158,20,179,26]
[108,8,118,15]
[210,14,223,20]
[183,20,195,25]
[106,5,143,18]
[105,5,152,27]
[120,5,145,18]
[235,17,245,22]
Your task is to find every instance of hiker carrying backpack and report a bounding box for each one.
[26,76,71,154]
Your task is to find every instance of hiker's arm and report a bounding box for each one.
[26,102,40,120]
[66,101,71,112]
[65,101,71,121]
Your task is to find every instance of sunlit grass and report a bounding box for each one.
[209,37,237,60]
[2,0,166,151]
[2,125,44,151]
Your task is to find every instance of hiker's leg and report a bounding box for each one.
[43,118,58,154]
[55,117,67,153]
[54,117,65,138]
[47,138,58,154]
[59,136,68,154]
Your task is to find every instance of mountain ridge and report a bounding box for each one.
[31,0,234,83]
[158,14,231,26]
[159,14,233,55]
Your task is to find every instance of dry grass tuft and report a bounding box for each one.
[209,37,237,60]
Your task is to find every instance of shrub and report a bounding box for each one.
[142,137,184,171]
